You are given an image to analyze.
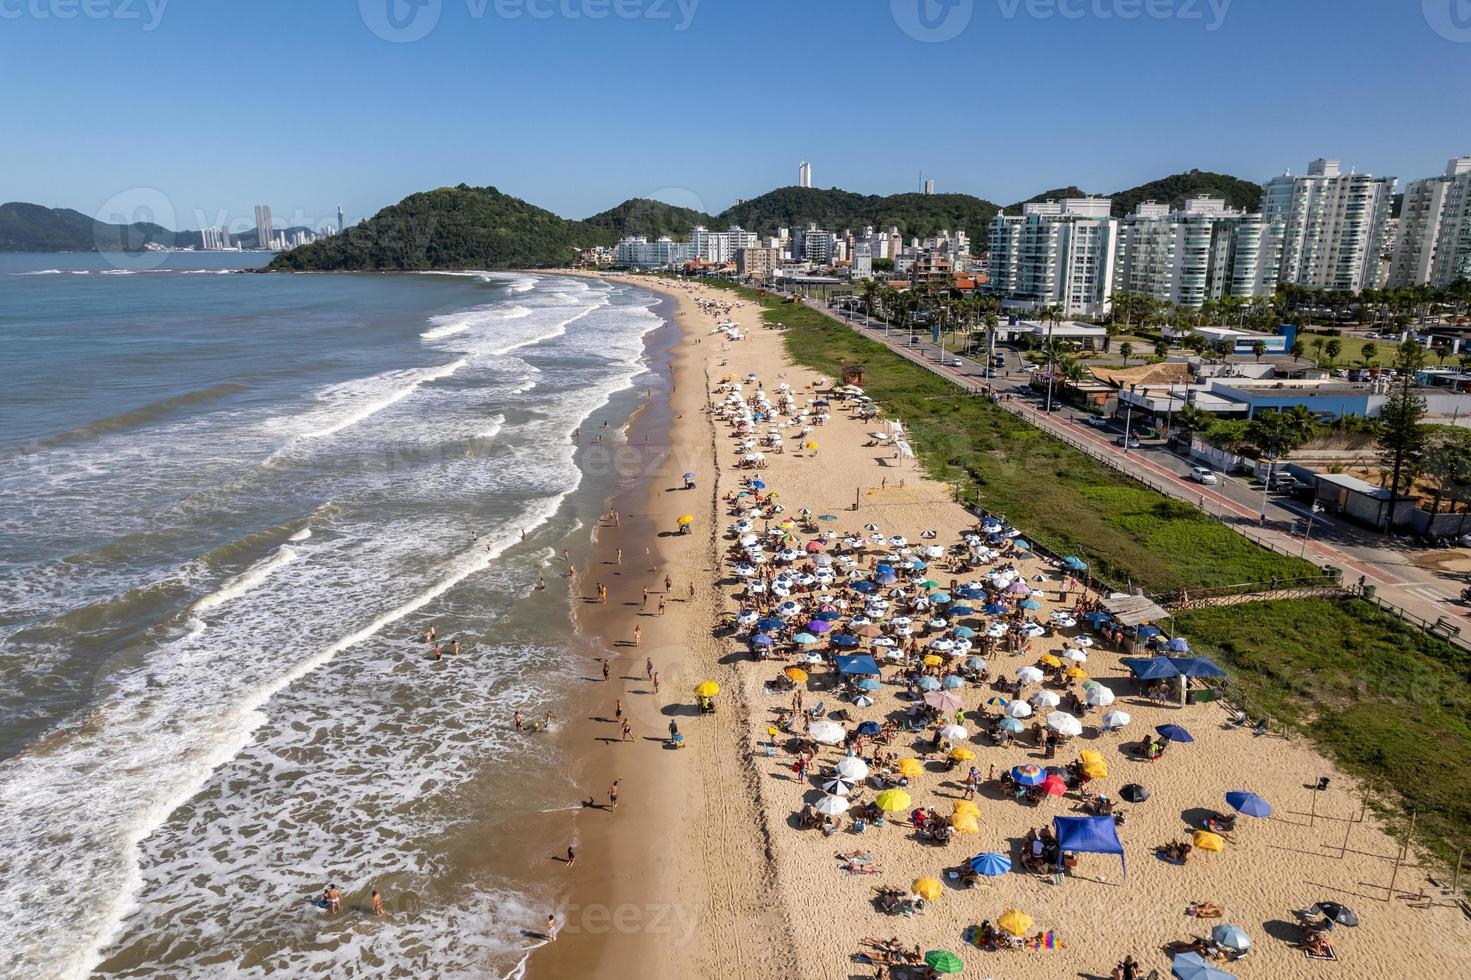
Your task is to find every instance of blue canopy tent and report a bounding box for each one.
[1053,815,1126,880]
[1062,555,1088,572]
[1167,657,1227,678]
[834,654,881,676]
[1121,657,1182,680]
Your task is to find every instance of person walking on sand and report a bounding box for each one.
[641,587,648,609]
[633,625,642,646]
[652,671,660,693]
[657,597,666,616]
[621,719,632,741]
[609,779,620,810]
[602,660,611,682]
[664,574,672,593]
[646,657,654,680]
[565,846,575,869]
[372,888,385,917]
[616,548,623,566]
[546,913,558,941]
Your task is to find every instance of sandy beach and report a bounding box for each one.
[529,271,1471,980]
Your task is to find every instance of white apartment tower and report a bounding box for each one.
[254,205,274,250]
[1260,159,1396,293]
[1112,197,1281,307]
[987,198,1118,317]
[1389,157,1471,288]
[798,161,812,188]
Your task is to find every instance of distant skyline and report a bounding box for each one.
[2,0,1469,229]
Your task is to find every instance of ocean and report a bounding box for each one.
[0,252,668,977]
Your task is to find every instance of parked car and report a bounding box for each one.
[946,357,963,367]
[1085,416,1112,429]
[1190,465,1218,485]
[1269,474,1302,493]
[1115,434,1141,449]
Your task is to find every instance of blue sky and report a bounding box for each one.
[2,0,1469,230]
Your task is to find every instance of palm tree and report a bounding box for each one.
[1324,338,1342,366]
[1119,341,1134,366]
[1290,339,1305,363]
[1360,341,1377,368]
[1153,338,1169,360]
[1310,337,1325,366]
[1252,340,1267,363]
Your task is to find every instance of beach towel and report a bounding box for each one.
[1305,945,1338,961]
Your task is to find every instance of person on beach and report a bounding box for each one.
[450,639,461,656]
[646,658,654,680]
[536,577,546,591]
[658,597,666,616]
[546,913,558,941]
[615,699,624,721]
[609,779,620,810]
[602,661,611,682]
[565,846,575,869]
[514,711,523,730]
[544,710,554,729]
[622,719,632,741]
[616,548,623,566]
[326,884,342,913]
[633,625,642,646]
[423,625,436,644]
[652,671,660,693]
[568,563,576,578]
[664,574,672,592]
[431,644,442,662]
[642,587,649,608]
[372,888,384,917]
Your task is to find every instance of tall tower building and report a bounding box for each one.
[254,205,274,250]
[337,205,345,235]
[1260,159,1396,293]
[1389,157,1471,288]
[798,161,811,189]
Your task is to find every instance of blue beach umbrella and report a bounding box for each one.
[832,634,859,648]
[999,717,1025,733]
[875,573,898,586]
[964,655,987,670]
[794,632,818,645]
[852,581,877,594]
[983,603,1008,616]
[916,676,942,691]
[1166,636,1190,653]
[757,617,784,632]
[1063,555,1088,571]
[1210,924,1251,951]
[875,563,895,575]
[809,609,839,622]
[751,480,765,489]
[1225,791,1272,818]
[941,675,966,689]
[1155,724,1194,743]
[1011,764,1045,786]
[857,720,882,736]
[1019,599,1042,611]
[855,677,882,691]
[1013,540,1031,550]
[968,852,1012,877]
[984,696,1009,708]
[953,627,977,639]
[910,559,928,571]
[949,605,976,617]
[1171,951,1235,980]
[930,592,952,604]
[751,633,773,646]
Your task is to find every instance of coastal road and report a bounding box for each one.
[781,293,1471,630]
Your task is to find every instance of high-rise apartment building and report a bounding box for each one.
[798,161,811,188]
[987,198,1117,317]
[1112,197,1281,307]
[1389,157,1471,288]
[1260,159,1396,293]
[254,205,274,250]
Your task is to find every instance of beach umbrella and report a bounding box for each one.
[694,681,720,697]
[804,540,825,553]
[1003,700,1033,719]
[819,514,838,521]
[821,776,855,796]
[916,676,942,691]
[953,626,977,639]
[984,696,1009,708]
[965,656,988,670]
[1171,952,1235,980]
[855,677,881,691]
[1007,580,1031,596]
[874,789,911,812]
[851,581,877,595]
[856,721,881,737]
[1031,690,1061,708]
[982,603,1008,615]
[1064,666,1087,680]
[911,877,943,901]
[940,724,968,740]
[806,619,832,633]
[950,814,980,834]
[1038,654,1062,668]
[941,675,966,689]
[1011,764,1045,786]
[1019,599,1042,611]
[784,666,809,682]
[808,721,846,744]
[1040,774,1067,797]
[813,795,849,816]
[948,747,976,762]
[757,617,784,632]
[682,471,695,480]
[1079,751,1108,778]
[751,633,773,647]
[1016,666,1044,685]
[923,692,964,714]
[1120,783,1149,803]
[1156,724,1194,743]
[854,623,883,637]
[930,592,952,604]
[997,909,1033,937]
[851,694,875,708]
[999,717,1025,733]
[1211,924,1251,951]
[1313,902,1358,926]
[969,852,1011,877]
[794,632,819,646]
[1167,636,1190,653]
[1192,830,1226,852]
[875,573,898,586]
[921,654,944,667]
[1101,710,1131,730]
[897,758,925,778]
[831,634,859,648]
[750,479,765,489]
[837,756,870,780]
[924,950,964,974]
[1085,685,1116,707]
[1225,791,1272,818]
[863,523,881,532]
[677,514,694,526]
[1063,649,1087,663]
[952,799,981,817]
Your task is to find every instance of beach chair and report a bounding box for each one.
[1252,718,1269,736]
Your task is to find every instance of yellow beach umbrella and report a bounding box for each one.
[1065,667,1088,680]
[997,909,1034,937]
[1038,654,1062,668]
[952,799,981,817]
[897,758,924,778]
[784,666,809,682]
[676,514,694,526]
[912,877,943,900]
[806,441,818,450]
[922,654,944,667]
[1079,750,1108,779]
[694,681,720,697]
[874,789,911,812]
[1193,831,1226,852]
[949,747,976,762]
[950,814,980,834]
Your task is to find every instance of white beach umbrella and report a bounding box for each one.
[1046,711,1083,737]
[1063,649,1087,663]
[939,724,969,740]
[1085,685,1116,707]
[1003,700,1033,719]
[1101,710,1131,731]
[821,776,855,796]
[1016,666,1044,685]
[1031,690,1061,708]
[808,721,846,744]
[837,756,870,781]
[814,795,849,816]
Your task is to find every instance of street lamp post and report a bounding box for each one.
[1121,384,1136,456]
[1300,502,1323,556]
